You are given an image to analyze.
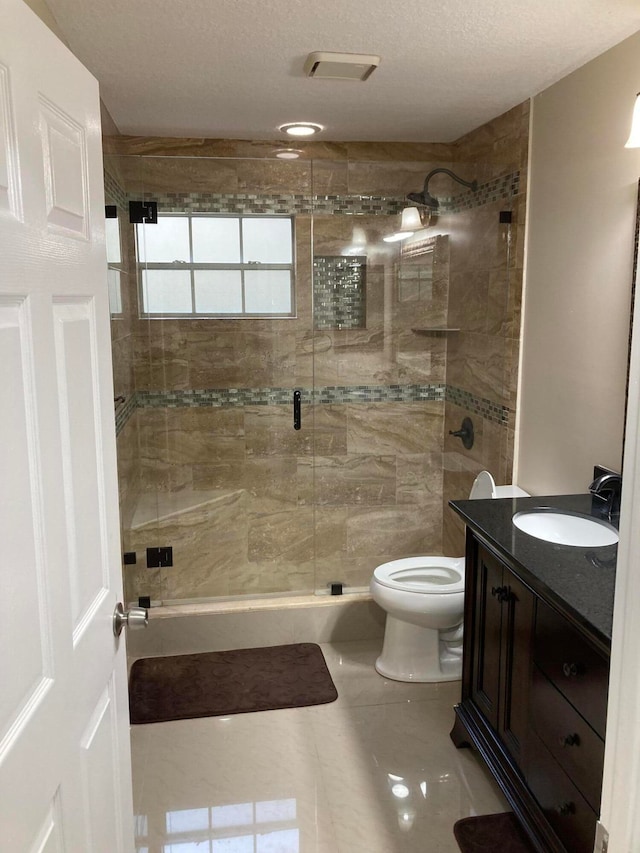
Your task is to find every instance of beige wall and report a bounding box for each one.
[517,32,640,495]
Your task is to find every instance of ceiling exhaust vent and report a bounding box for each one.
[303,52,380,81]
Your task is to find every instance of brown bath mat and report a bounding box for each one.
[454,812,536,853]
[129,642,338,724]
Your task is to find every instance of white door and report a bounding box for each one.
[0,1,134,850]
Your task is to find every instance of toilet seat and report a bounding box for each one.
[373,557,464,595]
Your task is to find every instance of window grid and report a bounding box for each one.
[137,213,295,319]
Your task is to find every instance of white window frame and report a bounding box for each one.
[136,212,296,319]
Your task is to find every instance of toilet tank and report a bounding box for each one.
[469,470,530,500]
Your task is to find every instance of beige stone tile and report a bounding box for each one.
[289,602,386,641]
[245,405,310,457]
[248,508,314,562]
[192,460,246,491]
[120,154,239,194]
[396,452,444,505]
[311,160,349,194]
[298,454,397,506]
[346,160,451,196]
[347,402,443,455]
[187,328,297,388]
[448,269,489,332]
[245,456,299,510]
[313,507,348,559]
[309,404,348,455]
[228,560,315,596]
[236,158,312,193]
[346,506,435,556]
[310,698,506,853]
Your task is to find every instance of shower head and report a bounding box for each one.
[406,189,440,210]
[407,168,478,210]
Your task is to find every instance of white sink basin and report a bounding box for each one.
[512,510,619,547]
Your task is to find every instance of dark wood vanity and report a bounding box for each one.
[449,497,614,853]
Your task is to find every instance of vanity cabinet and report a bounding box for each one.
[451,528,609,853]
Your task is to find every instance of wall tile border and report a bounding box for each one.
[115,382,514,436]
[135,170,519,219]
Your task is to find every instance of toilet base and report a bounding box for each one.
[375,615,462,683]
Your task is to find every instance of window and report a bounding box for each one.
[137,214,295,318]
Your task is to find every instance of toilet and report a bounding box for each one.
[370,471,529,683]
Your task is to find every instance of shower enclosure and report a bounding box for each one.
[104,121,526,608]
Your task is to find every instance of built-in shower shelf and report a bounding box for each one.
[411,327,460,334]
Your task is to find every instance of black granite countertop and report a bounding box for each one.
[450,493,617,653]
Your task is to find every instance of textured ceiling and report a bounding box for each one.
[45,0,640,141]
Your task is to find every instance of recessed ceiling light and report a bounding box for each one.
[279,122,323,137]
[273,148,303,160]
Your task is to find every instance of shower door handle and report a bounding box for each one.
[293,390,301,430]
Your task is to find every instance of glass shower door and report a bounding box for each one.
[119,154,316,606]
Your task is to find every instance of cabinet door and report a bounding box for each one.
[471,546,504,730]
[499,569,535,767]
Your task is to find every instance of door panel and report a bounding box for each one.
[0,1,134,849]
[471,546,503,730]
[499,570,535,767]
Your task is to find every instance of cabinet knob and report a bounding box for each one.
[559,733,580,747]
[556,801,576,817]
[562,662,583,678]
[490,585,510,602]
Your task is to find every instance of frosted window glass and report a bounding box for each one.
[257,829,300,852]
[138,216,190,262]
[142,270,192,314]
[164,844,209,853]
[166,808,209,833]
[194,270,243,314]
[211,802,253,828]
[242,218,292,263]
[244,270,292,314]
[192,217,241,262]
[107,268,122,314]
[212,836,254,852]
[105,216,121,264]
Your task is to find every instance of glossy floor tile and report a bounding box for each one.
[131,639,507,853]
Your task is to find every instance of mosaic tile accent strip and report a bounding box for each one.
[139,191,406,217]
[446,385,513,426]
[115,393,138,436]
[135,384,446,409]
[133,171,519,221]
[313,256,366,330]
[104,169,128,210]
[116,384,512,432]
[440,171,520,214]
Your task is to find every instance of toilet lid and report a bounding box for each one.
[469,470,496,499]
[373,556,465,594]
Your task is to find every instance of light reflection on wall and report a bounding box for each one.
[135,798,300,853]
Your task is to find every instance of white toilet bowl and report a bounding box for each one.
[370,557,465,682]
[370,471,529,683]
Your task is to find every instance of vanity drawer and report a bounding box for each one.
[534,600,608,738]
[527,732,598,853]
[530,665,604,812]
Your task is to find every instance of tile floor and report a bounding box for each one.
[131,639,507,853]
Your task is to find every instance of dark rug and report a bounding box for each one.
[454,812,536,853]
[129,642,338,724]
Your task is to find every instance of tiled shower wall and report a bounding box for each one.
[106,110,528,603]
[441,102,530,554]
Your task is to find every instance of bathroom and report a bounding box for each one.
[2,1,640,851]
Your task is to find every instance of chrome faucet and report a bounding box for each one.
[589,472,622,520]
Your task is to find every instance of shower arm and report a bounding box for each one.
[422,168,478,196]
